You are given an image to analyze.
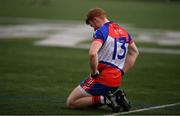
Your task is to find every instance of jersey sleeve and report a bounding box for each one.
[128,33,134,44]
[93,30,105,44]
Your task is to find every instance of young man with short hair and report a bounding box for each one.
[66,8,139,112]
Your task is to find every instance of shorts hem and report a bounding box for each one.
[78,85,92,96]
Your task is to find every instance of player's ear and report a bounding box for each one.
[93,17,99,23]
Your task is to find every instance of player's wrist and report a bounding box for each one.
[91,70,100,78]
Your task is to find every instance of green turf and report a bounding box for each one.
[0,38,180,114]
[0,0,180,30]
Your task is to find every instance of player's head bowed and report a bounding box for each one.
[86,8,108,30]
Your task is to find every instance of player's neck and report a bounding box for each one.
[104,18,110,23]
[95,18,110,29]
[101,18,110,26]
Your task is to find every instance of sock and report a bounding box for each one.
[92,96,102,106]
[92,96,111,106]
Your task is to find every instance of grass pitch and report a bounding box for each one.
[0,0,180,30]
[0,0,180,114]
[0,38,179,115]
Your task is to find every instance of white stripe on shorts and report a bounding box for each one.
[78,85,92,96]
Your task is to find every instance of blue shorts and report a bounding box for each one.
[80,77,118,96]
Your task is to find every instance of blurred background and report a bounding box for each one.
[0,0,180,115]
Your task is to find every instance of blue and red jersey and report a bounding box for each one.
[92,21,134,87]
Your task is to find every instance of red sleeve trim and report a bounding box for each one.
[93,38,104,44]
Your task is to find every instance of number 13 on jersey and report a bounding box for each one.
[112,37,127,60]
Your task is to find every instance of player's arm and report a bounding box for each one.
[89,40,102,75]
[123,42,139,73]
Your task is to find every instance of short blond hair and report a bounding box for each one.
[86,8,107,24]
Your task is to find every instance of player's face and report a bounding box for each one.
[89,17,103,31]
[89,21,99,31]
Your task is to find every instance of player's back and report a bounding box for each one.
[93,22,133,71]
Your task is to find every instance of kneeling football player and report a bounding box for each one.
[66,8,139,113]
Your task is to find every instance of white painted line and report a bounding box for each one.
[113,102,180,115]
[76,44,180,55]
[1,17,180,55]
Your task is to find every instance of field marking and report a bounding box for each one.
[77,44,180,55]
[0,17,180,55]
[1,17,180,45]
[112,102,180,115]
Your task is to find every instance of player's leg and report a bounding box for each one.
[66,85,93,108]
[67,76,114,109]
[67,85,111,109]
[67,84,109,108]
[67,76,123,113]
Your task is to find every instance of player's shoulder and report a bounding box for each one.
[111,22,130,35]
[93,22,112,42]
[94,22,112,37]
[95,26,106,34]
[109,22,133,43]
[111,22,126,32]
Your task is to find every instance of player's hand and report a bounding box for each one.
[90,71,100,78]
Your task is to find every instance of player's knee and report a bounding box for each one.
[66,97,75,108]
